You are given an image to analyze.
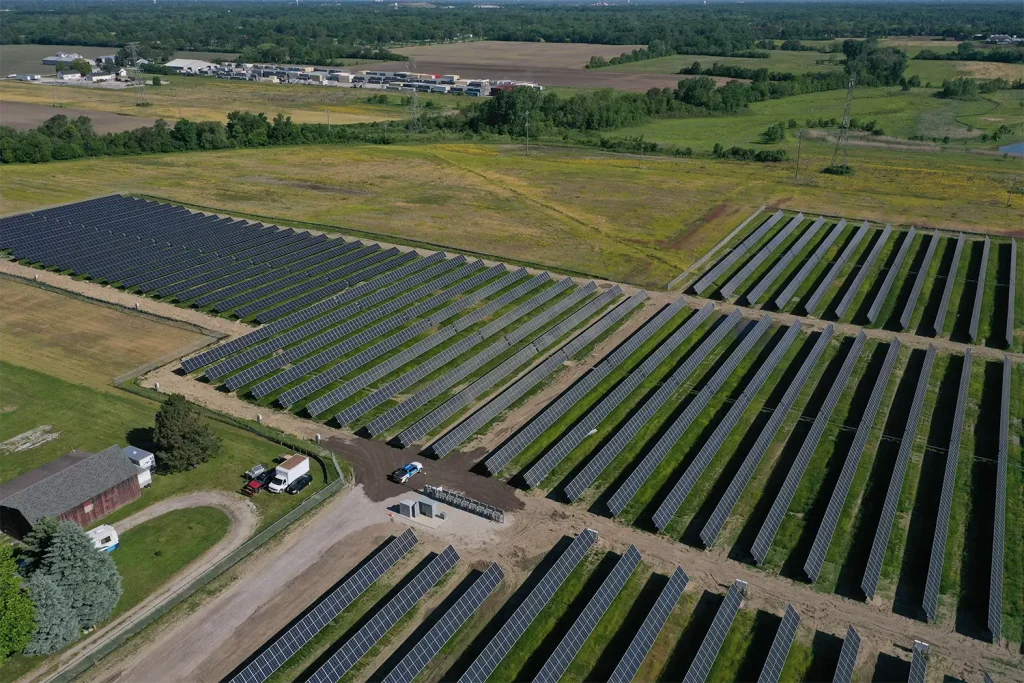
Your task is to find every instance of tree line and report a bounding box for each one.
[916,41,1024,64]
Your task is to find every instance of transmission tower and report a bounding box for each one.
[126,42,148,106]
[409,91,422,132]
[830,72,856,169]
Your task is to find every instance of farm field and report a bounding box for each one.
[0,100,162,133]
[2,143,1022,290]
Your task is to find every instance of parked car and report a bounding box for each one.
[388,462,423,484]
[267,455,310,494]
[286,473,313,495]
[245,463,267,480]
[242,469,275,496]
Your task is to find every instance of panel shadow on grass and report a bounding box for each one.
[780,342,891,581]
[805,630,845,682]
[441,535,576,682]
[795,227,861,315]
[851,230,910,327]
[893,353,961,621]
[763,223,838,313]
[657,590,723,682]
[915,237,956,338]
[951,240,984,344]
[821,228,884,322]
[883,233,932,331]
[682,332,822,550]
[729,336,854,565]
[585,571,668,683]
[735,609,782,681]
[871,652,910,682]
[834,348,925,600]
[990,241,1013,349]
[955,359,1002,640]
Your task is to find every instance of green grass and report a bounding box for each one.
[603,51,842,75]
[111,507,231,617]
[1004,364,1024,641]
[778,637,814,682]
[705,608,758,682]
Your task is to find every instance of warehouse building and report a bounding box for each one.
[0,445,147,539]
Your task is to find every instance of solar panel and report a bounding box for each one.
[652,320,801,531]
[746,217,826,306]
[382,563,505,683]
[983,672,995,683]
[609,314,773,518]
[804,222,871,315]
[485,296,690,476]
[306,545,461,683]
[923,347,972,622]
[721,214,805,300]
[861,344,936,600]
[774,220,846,310]
[1007,240,1017,347]
[700,325,834,549]
[805,339,901,582]
[968,237,991,341]
[908,641,929,683]
[750,331,867,565]
[832,626,860,683]
[607,566,689,683]
[990,355,1010,641]
[898,230,940,331]
[458,529,598,683]
[533,545,642,683]
[694,210,785,295]
[229,528,418,683]
[564,308,740,503]
[431,291,643,459]
[934,234,965,335]
[834,224,893,319]
[682,580,747,683]
[867,228,916,323]
[757,604,800,683]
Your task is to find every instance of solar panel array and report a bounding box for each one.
[969,237,991,340]
[693,210,785,295]
[746,216,826,306]
[382,563,505,683]
[536,305,715,496]
[750,331,867,565]
[757,604,800,683]
[458,529,598,683]
[908,641,929,683]
[607,566,689,683]
[774,219,847,309]
[934,233,965,335]
[682,580,747,683]
[867,228,916,323]
[609,314,773,518]
[485,297,691,476]
[307,545,460,683]
[721,213,806,300]
[228,528,418,683]
[832,626,861,683]
[923,347,972,622]
[899,230,940,330]
[862,344,936,600]
[804,221,871,314]
[990,355,1010,641]
[804,339,902,582]
[1007,240,1017,346]
[653,320,801,531]
[700,325,834,548]
[533,545,642,683]
[834,224,893,318]
[431,290,642,458]
[393,283,603,445]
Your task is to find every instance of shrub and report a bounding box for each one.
[0,545,36,665]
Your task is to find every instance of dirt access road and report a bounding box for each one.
[23,493,257,683]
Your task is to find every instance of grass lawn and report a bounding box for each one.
[604,50,843,75]
[111,507,231,617]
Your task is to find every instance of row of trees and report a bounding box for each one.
[916,41,1024,64]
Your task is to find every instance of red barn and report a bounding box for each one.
[0,445,144,539]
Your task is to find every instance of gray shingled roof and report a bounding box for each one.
[0,445,143,524]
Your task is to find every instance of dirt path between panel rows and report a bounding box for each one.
[21,493,258,683]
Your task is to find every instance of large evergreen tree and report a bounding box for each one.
[153,394,222,472]
[24,574,78,656]
[20,516,60,575]
[37,521,122,629]
[0,544,36,665]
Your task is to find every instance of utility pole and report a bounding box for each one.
[525,110,530,156]
[794,128,803,182]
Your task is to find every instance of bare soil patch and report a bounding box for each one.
[0,101,160,133]
[0,425,61,453]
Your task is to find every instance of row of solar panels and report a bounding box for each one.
[692,210,1019,346]
[230,526,865,683]
[482,300,1014,625]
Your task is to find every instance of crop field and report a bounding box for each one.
[230,526,920,683]
[483,295,1022,642]
[686,209,1023,350]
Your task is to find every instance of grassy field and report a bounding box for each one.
[604,50,844,75]
[2,143,1022,290]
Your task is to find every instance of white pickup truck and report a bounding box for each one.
[267,455,310,494]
